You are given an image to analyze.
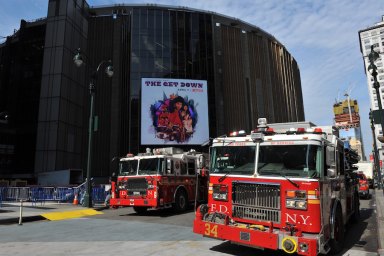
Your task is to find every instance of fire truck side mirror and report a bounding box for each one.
[326,146,335,167]
[326,146,336,178]
[166,159,172,173]
[327,169,336,178]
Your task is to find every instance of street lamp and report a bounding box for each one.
[73,49,113,207]
[367,45,384,189]
[369,109,382,189]
[0,111,9,124]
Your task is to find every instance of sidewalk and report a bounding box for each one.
[376,188,384,256]
[0,201,105,225]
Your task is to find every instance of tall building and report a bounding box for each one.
[333,95,366,161]
[359,16,384,167]
[0,0,305,185]
[0,19,46,184]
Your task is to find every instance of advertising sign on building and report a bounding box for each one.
[141,78,209,145]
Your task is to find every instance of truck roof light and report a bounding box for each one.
[286,128,296,134]
[297,128,305,133]
[238,130,246,136]
[265,127,275,135]
[229,130,246,137]
[313,128,322,133]
[126,153,134,157]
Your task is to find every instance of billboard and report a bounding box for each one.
[141,78,209,145]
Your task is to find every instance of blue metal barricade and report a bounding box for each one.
[0,185,109,205]
[0,187,5,207]
[92,186,107,203]
[55,187,75,202]
[6,187,30,201]
[30,187,56,204]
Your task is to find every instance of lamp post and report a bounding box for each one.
[73,49,114,207]
[369,109,382,189]
[0,111,9,124]
[367,45,384,189]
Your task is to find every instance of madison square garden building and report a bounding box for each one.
[0,0,304,183]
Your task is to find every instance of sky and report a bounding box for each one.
[1,0,384,158]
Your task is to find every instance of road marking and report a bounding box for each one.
[41,209,103,221]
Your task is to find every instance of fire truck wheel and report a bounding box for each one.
[329,208,345,254]
[133,206,148,214]
[174,189,188,212]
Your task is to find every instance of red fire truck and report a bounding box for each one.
[193,118,360,256]
[110,147,209,214]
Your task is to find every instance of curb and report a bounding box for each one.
[375,189,384,256]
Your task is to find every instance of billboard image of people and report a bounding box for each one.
[141,78,209,145]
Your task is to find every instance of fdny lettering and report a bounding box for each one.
[285,213,310,225]
[271,141,295,145]
[210,204,229,214]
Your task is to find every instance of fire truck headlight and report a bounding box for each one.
[295,200,307,210]
[286,200,307,210]
[286,199,296,208]
[212,184,228,201]
[148,184,155,189]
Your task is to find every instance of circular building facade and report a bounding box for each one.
[36,1,304,178]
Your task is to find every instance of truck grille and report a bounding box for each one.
[232,182,281,223]
[127,178,148,196]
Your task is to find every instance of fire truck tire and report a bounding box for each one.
[133,206,148,214]
[350,193,361,223]
[174,189,188,212]
[329,207,345,254]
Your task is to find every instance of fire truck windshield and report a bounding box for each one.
[212,146,256,175]
[211,144,321,178]
[138,158,164,175]
[258,144,321,178]
[119,160,138,175]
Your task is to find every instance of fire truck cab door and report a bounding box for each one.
[320,145,334,241]
[335,141,347,224]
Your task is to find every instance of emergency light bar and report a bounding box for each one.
[229,130,246,137]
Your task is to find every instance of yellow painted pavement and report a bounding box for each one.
[41,209,103,221]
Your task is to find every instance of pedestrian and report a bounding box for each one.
[104,186,111,207]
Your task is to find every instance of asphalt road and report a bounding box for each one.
[0,190,379,256]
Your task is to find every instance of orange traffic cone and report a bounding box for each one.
[73,193,79,205]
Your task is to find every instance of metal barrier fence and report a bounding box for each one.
[0,185,108,205]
